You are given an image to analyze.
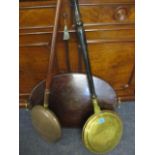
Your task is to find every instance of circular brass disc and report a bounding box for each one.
[82,111,123,154]
[31,105,61,142]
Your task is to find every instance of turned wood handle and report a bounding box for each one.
[46,0,62,90]
[114,7,128,21]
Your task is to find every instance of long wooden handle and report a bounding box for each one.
[72,0,101,114]
[72,0,97,98]
[45,0,62,90]
[44,0,62,108]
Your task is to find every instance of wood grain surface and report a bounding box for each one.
[19,0,135,103]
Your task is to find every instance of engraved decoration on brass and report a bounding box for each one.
[82,110,123,154]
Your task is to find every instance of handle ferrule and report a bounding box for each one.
[43,89,50,108]
[92,96,101,114]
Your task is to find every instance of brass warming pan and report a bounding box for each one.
[72,0,123,153]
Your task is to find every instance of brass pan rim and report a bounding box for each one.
[82,110,123,154]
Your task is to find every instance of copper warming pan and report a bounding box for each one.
[29,73,117,127]
[30,0,62,142]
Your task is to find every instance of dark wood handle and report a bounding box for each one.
[114,7,128,21]
[72,0,97,98]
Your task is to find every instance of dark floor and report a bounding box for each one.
[19,102,135,155]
